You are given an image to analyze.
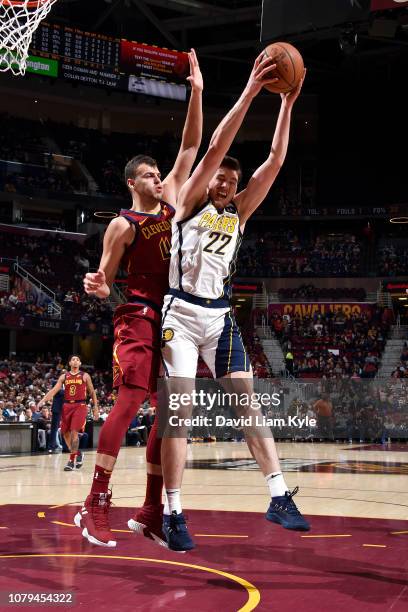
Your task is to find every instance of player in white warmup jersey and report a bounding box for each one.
[160,53,308,551]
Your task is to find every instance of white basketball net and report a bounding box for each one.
[0,0,58,76]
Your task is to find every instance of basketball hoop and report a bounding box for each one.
[0,0,58,76]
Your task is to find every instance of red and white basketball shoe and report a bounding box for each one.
[74,491,117,547]
[127,503,167,548]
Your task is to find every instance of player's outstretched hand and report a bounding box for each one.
[187,48,203,92]
[83,269,110,298]
[281,68,306,106]
[245,51,279,98]
[92,408,100,421]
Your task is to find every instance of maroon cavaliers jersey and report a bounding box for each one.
[120,202,175,309]
[64,371,87,403]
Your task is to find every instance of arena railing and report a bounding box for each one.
[14,260,61,318]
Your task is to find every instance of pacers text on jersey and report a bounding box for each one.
[198,212,238,234]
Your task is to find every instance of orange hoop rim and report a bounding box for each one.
[0,0,52,7]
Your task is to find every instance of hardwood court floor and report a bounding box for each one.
[1,442,407,519]
[0,443,407,611]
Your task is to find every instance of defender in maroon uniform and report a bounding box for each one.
[37,355,99,471]
[112,204,174,391]
[74,50,203,548]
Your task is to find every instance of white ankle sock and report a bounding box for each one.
[164,488,182,515]
[266,472,288,498]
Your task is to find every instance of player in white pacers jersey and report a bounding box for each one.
[164,194,244,377]
[160,53,309,551]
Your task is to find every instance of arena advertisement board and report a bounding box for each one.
[26,55,58,77]
[0,311,112,335]
[128,75,186,101]
[268,302,375,318]
[120,41,189,83]
[371,0,408,9]
[1,51,58,77]
[384,281,408,292]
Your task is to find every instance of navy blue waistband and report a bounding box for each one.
[65,399,86,404]
[168,288,230,309]
[127,297,162,316]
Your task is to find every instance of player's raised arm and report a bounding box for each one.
[175,53,279,221]
[37,374,65,410]
[235,70,306,225]
[162,49,203,205]
[83,217,134,299]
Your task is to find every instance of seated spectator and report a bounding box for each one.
[3,402,17,422]
[128,408,148,446]
[36,407,51,450]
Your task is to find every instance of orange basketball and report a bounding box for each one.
[262,42,304,94]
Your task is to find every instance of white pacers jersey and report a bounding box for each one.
[168,201,242,300]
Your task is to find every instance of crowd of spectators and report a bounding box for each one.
[391,343,408,379]
[0,356,114,423]
[278,377,407,442]
[49,123,303,202]
[269,306,390,379]
[0,114,78,195]
[0,114,47,166]
[0,282,113,327]
[1,114,307,205]
[47,122,179,197]
[0,278,50,317]
[277,285,366,302]
[1,350,406,445]
[237,231,363,277]
[378,244,408,276]
[0,229,114,323]
[0,230,96,288]
[2,170,75,196]
[0,355,159,450]
[57,289,112,325]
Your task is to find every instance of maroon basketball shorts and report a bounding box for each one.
[112,303,161,391]
[60,403,88,434]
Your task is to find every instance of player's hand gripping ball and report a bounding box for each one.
[262,42,304,94]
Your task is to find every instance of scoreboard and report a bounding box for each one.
[31,24,120,69]
[29,23,189,100]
